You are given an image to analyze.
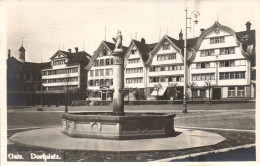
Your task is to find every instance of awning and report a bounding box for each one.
[150,86,167,96]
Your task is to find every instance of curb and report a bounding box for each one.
[153,144,256,162]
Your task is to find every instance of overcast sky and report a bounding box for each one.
[4,0,259,62]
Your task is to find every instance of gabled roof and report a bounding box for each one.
[146,35,197,65]
[50,50,91,66]
[85,41,128,70]
[236,30,255,46]
[188,21,255,62]
[124,39,158,67]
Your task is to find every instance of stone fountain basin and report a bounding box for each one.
[61,112,176,140]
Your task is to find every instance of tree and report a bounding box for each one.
[62,76,74,113]
[204,81,213,103]
[154,83,162,105]
[168,83,178,102]
[188,82,198,102]
[84,89,93,106]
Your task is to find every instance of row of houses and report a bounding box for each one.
[86,21,255,101]
[7,21,255,106]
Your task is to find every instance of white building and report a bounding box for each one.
[188,21,255,99]
[41,47,91,105]
[145,33,190,100]
[84,21,255,101]
[85,41,127,100]
[124,38,157,100]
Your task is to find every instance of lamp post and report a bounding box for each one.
[183,8,200,113]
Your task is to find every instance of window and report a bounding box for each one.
[105,59,110,65]
[157,53,176,61]
[103,49,107,56]
[162,44,170,50]
[89,80,94,86]
[220,47,236,55]
[192,75,197,81]
[126,77,143,84]
[237,87,245,97]
[168,53,176,59]
[53,59,66,66]
[94,60,99,66]
[225,73,229,79]
[230,48,235,54]
[95,80,100,86]
[201,50,215,57]
[100,69,104,76]
[235,72,239,78]
[220,60,235,67]
[105,79,110,86]
[100,59,104,66]
[230,72,234,79]
[210,37,225,44]
[100,79,105,86]
[219,72,245,79]
[209,50,215,56]
[240,72,245,78]
[131,49,137,54]
[196,62,210,68]
[105,69,110,76]
[90,70,94,77]
[95,70,99,76]
[126,68,143,74]
[228,87,236,97]
[210,74,215,80]
[128,58,140,64]
[192,73,215,81]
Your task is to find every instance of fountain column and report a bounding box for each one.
[112,49,125,115]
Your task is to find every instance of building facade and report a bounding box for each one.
[40,47,91,105]
[7,45,51,106]
[85,21,255,101]
[188,21,255,100]
[124,38,157,100]
[85,41,127,101]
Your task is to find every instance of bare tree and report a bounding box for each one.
[168,83,178,102]
[61,73,74,112]
[85,89,93,106]
[188,82,198,102]
[204,80,213,103]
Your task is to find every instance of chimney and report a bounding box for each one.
[8,49,11,59]
[141,38,145,44]
[68,49,72,53]
[246,21,251,31]
[179,30,183,40]
[200,28,205,34]
[75,47,78,53]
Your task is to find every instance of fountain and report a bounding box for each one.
[61,30,176,140]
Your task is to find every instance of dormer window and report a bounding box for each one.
[162,44,170,50]
[242,35,249,41]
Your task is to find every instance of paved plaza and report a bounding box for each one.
[7,103,256,161]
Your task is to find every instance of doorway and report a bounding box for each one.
[212,88,221,100]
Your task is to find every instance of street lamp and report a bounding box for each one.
[183,8,200,113]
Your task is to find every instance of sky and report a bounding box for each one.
[4,0,259,63]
